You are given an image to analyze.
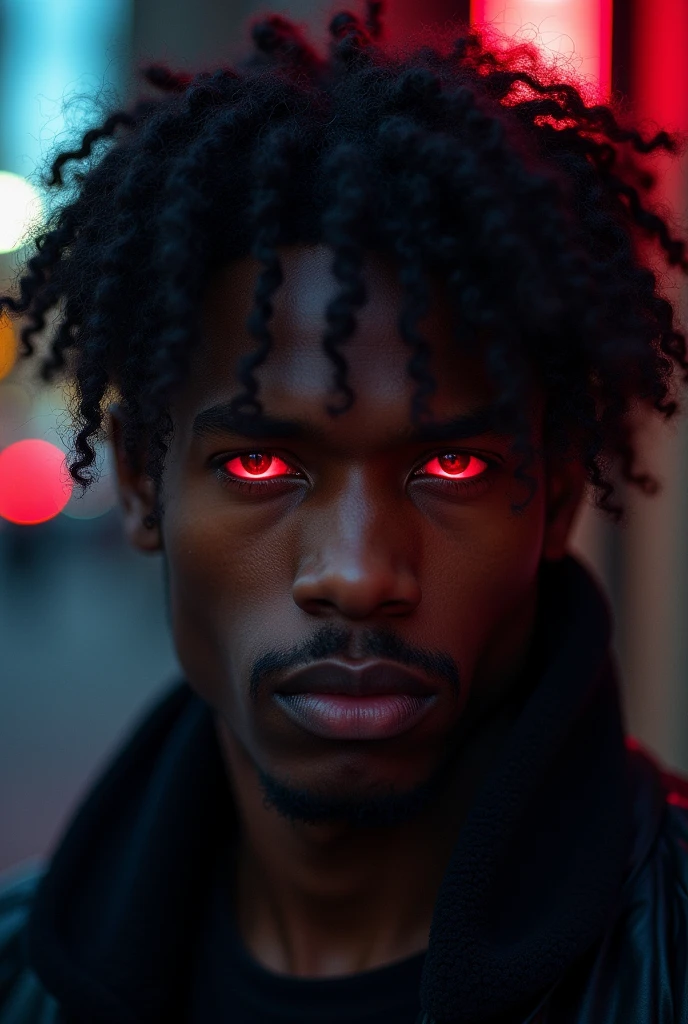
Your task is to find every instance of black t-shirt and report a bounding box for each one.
[186,842,426,1023]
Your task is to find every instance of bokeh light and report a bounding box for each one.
[471,0,612,100]
[0,438,73,525]
[0,315,17,380]
[0,170,44,254]
[0,381,32,450]
[23,387,72,453]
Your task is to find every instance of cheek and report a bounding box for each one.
[161,501,293,705]
[164,486,283,602]
[469,513,546,697]
[423,488,545,662]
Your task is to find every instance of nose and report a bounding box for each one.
[291,480,422,619]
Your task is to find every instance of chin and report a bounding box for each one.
[255,756,452,829]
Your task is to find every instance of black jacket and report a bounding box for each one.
[1,554,687,1024]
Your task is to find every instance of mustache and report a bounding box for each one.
[248,622,461,701]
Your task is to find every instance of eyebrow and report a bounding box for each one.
[191,401,510,446]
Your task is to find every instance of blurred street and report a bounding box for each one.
[0,513,179,871]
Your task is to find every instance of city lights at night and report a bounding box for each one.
[0,438,73,525]
[470,0,612,97]
[0,314,17,380]
[0,171,44,254]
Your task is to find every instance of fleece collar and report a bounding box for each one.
[26,555,638,1024]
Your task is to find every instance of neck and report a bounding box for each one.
[213,684,525,978]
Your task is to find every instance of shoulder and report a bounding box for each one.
[655,759,688,887]
[0,861,60,1024]
[627,741,688,902]
[633,739,688,869]
[616,746,688,1015]
[541,746,688,1022]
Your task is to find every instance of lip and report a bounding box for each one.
[274,659,439,698]
[274,693,438,740]
[272,659,440,740]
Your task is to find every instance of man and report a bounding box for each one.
[1,3,687,1022]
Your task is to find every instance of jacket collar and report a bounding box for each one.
[419,554,635,1022]
[25,555,661,1024]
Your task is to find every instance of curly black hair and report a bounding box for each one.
[2,0,687,526]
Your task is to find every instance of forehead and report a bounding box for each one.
[178,244,505,439]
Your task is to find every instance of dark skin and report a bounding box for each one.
[110,244,587,978]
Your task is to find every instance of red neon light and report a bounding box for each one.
[633,0,688,130]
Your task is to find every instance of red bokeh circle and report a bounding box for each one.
[0,439,73,525]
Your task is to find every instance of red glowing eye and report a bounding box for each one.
[242,453,271,475]
[219,449,489,491]
[228,452,294,479]
[426,452,486,479]
[438,453,470,475]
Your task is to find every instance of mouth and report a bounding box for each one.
[273,692,437,740]
[273,659,440,741]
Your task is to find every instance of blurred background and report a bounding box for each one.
[1,0,687,874]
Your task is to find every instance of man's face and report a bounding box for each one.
[113,244,585,826]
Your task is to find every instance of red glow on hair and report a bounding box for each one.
[471,0,612,98]
[0,439,73,525]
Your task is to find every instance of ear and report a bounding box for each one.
[542,452,588,562]
[108,403,163,553]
